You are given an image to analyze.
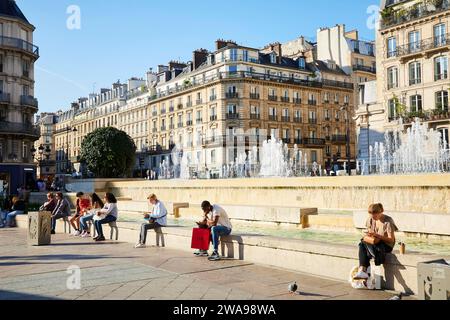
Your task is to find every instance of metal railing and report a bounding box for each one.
[353,65,377,74]
[20,95,39,108]
[0,93,11,103]
[250,93,260,99]
[210,115,218,121]
[293,98,302,104]
[332,135,348,143]
[309,118,317,124]
[302,138,326,146]
[250,114,260,120]
[226,113,240,120]
[268,115,277,121]
[0,36,39,56]
[394,34,450,58]
[294,117,302,123]
[281,116,290,122]
[226,92,239,99]
[281,96,290,103]
[268,95,278,101]
[0,121,40,136]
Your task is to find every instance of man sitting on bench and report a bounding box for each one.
[135,194,167,248]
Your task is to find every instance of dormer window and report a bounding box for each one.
[270,52,277,64]
[298,57,306,70]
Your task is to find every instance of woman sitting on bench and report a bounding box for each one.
[354,203,398,280]
[135,194,167,248]
[79,193,104,238]
[93,193,118,242]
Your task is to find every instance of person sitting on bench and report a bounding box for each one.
[201,201,233,261]
[135,194,167,248]
[51,192,71,234]
[39,192,57,213]
[354,203,398,280]
[93,193,118,242]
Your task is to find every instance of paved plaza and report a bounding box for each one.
[0,228,406,300]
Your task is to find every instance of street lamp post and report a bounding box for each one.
[65,127,78,174]
[340,104,351,176]
[31,144,51,179]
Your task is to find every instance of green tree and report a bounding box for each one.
[80,127,136,178]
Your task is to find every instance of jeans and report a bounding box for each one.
[80,213,95,232]
[94,215,117,238]
[358,240,393,268]
[51,213,67,231]
[5,210,25,227]
[139,222,162,244]
[211,226,231,251]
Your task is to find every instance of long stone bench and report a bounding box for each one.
[16,214,440,295]
[354,210,450,237]
[117,200,189,217]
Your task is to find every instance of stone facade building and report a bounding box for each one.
[377,0,449,144]
[0,0,39,195]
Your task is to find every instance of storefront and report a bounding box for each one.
[0,164,37,196]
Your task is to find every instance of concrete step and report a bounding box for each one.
[309,214,355,232]
[17,214,445,295]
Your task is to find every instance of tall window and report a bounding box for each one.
[434,56,448,80]
[387,67,398,89]
[227,104,237,114]
[408,31,421,53]
[410,95,422,113]
[387,37,397,57]
[436,91,449,111]
[434,23,446,47]
[298,57,306,69]
[0,54,3,73]
[409,62,421,85]
[388,99,396,119]
[230,49,238,61]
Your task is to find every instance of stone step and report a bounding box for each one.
[309,214,355,232]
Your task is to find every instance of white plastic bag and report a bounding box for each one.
[349,266,376,290]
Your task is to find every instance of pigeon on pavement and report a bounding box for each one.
[288,282,298,294]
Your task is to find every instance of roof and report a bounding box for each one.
[0,0,30,25]
[311,60,347,76]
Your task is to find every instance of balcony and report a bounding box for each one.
[308,118,318,124]
[250,93,260,100]
[196,99,203,105]
[250,114,261,120]
[0,36,39,57]
[294,138,303,145]
[169,107,175,112]
[0,121,39,137]
[308,100,317,106]
[177,104,183,110]
[0,93,11,103]
[294,117,302,123]
[281,116,290,122]
[152,111,158,117]
[169,124,175,130]
[226,113,240,120]
[332,135,348,144]
[161,109,166,115]
[281,97,290,103]
[268,95,278,101]
[178,123,183,128]
[282,138,291,144]
[152,128,157,133]
[226,92,239,99]
[186,120,193,126]
[303,138,326,146]
[293,98,302,104]
[268,115,277,121]
[186,101,193,108]
[20,95,38,108]
[210,95,217,101]
[210,115,218,121]
[325,136,331,141]
[353,65,377,74]
[324,117,331,121]
[381,1,450,30]
[161,126,166,131]
[394,34,450,60]
[196,119,203,124]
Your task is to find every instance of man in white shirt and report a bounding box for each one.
[135,194,168,248]
[200,201,232,261]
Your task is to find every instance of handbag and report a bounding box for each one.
[191,228,211,251]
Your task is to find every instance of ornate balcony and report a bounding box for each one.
[302,138,326,147]
[353,65,376,74]
[250,93,260,100]
[332,135,348,144]
[281,97,290,103]
[0,121,40,137]
[395,34,450,61]
[226,113,240,120]
[0,93,11,103]
[226,92,239,99]
[0,36,39,57]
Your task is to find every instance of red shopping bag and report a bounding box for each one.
[191,228,211,251]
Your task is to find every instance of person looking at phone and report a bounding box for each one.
[93,193,118,242]
[135,194,167,248]
[354,203,398,280]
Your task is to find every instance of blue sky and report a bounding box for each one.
[18,0,380,113]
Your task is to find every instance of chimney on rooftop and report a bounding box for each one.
[193,49,209,70]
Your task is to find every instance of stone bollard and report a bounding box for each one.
[28,211,52,246]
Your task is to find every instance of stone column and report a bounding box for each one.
[28,211,52,246]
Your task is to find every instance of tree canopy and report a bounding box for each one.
[80,127,136,178]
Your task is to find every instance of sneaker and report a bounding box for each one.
[135,243,146,249]
[353,270,369,280]
[81,232,91,238]
[208,251,221,261]
[51,230,56,235]
[194,250,209,257]
[95,236,106,242]
[74,231,81,237]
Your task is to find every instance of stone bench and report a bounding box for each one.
[117,200,189,218]
[221,205,318,228]
[353,210,450,237]
[16,214,444,295]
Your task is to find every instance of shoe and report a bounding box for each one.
[353,270,369,280]
[81,232,91,238]
[194,250,209,257]
[208,251,221,261]
[74,231,81,237]
[95,236,106,242]
[51,230,56,235]
[93,236,99,240]
[135,243,146,248]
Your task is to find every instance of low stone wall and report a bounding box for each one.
[16,214,446,295]
[104,174,450,214]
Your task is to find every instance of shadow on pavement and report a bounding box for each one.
[0,290,62,300]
